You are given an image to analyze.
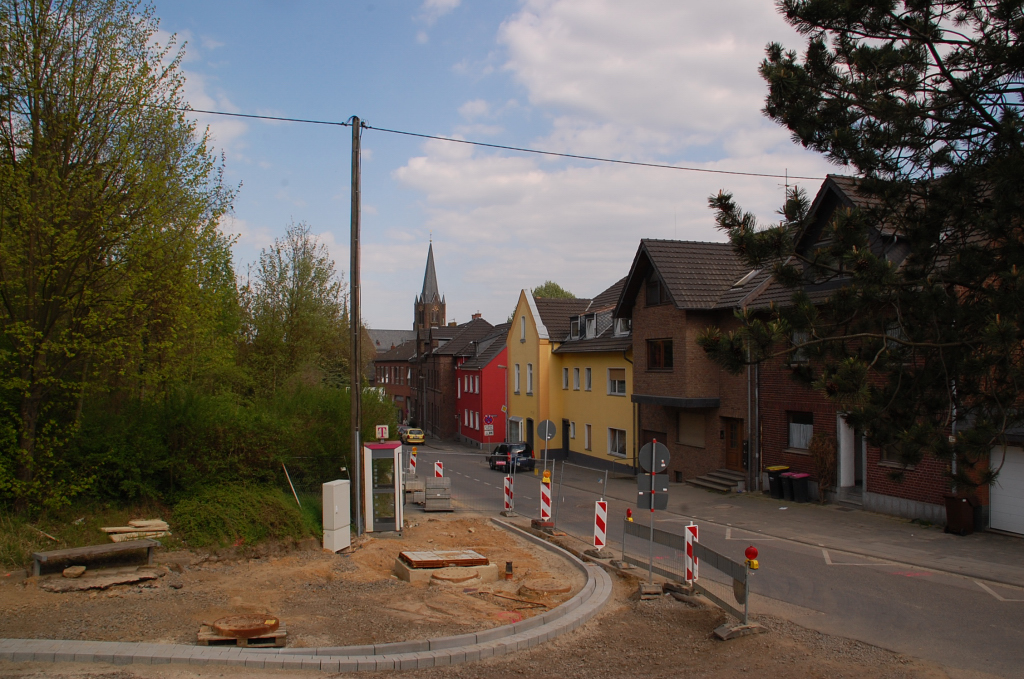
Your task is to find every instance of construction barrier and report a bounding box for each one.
[503,475,514,511]
[434,460,443,478]
[410,448,417,475]
[540,478,552,520]
[685,522,699,582]
[594,500,608,550]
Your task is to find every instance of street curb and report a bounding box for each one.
[0,518,613,671]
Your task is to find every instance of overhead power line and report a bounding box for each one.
[177,106,825,181]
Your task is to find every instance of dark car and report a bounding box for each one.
[487,442,535,472]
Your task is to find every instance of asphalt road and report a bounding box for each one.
[408,444,1024,677]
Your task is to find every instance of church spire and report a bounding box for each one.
[420,242,440,304]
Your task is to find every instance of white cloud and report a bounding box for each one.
[200,36,225,50]
[419,0,461,26]
[459,99,490,120]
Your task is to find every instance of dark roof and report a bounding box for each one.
[434,317,494,356]
[460,323,510,370]
[535,298,591,341]
[553,333,632,354]
[367,329,416,354]
[418,242,441,304]
[376,339,416,362]
[587,277,626,313]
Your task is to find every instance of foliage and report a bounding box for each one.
[532,281,576,299]
[808,433,837,503]
[239,221,350,394]
[0,0,234,509]
[698,1,1024,488]
[172,484,318,549]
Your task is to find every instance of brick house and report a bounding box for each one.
[419,316,495,440]
[375,339,416,423]
[455,323,510,450]
[615,240,766,489]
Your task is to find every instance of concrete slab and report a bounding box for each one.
[393,558,499,584]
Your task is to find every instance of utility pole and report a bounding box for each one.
[350,116,363,535]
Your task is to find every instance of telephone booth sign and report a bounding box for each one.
[362,442,403,533]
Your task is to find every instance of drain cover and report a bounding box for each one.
[212,615,280,639]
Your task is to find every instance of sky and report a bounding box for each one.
[154,0,838,330]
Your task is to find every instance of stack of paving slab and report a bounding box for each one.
[424,477,452,512]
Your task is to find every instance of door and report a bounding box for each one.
[991,446,1024,535]
[561,419,570,459]
[526,418,535,450]
[724,418,743,472]
[370,452,397,532]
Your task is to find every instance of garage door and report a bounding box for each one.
[991,446,1024,535]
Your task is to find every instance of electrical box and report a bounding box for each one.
[322,479,351,552]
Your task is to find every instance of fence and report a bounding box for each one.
[551,461,610,544]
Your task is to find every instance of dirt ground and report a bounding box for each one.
[0,517,581,647]
[0,514,982,678]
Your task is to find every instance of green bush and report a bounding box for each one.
[172,484,318,549]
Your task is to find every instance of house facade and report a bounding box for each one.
[374,340,415,423]
[455,323,510,449]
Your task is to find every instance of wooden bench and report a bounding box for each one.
[31,538,159,576]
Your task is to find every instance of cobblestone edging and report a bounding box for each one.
[0,519,613,672]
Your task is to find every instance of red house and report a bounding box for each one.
[456,323,510,450]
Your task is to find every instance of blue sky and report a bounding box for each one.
[154,0,836,329]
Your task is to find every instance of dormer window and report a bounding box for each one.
[614,318,631,336]
[585,315,596,339]
[570,317,580,340]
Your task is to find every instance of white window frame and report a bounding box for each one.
[562,367,569,390]
[475,375,480,393]
[573,367,580,390]
[527,363,534,395]
[457,378,461,398]
[570,421,576,439]
[585,315,596,339]
[607,368,626,396]
[520,315,526,342]
[514,364,521,394]
[584,367,592,391]
[614,318,631,336]
[608,428,627,457]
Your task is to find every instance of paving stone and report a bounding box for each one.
[429,633,476,650]
[375,639,428,654]
[353,655,377,671]
[336,658,359,672]
[475,625,510,644]
[415,653,436,669]
[301,658,321,670]
[449,648,467,664]
[280,657,306,669]
[244,657,266,669]
[391,653,419,670]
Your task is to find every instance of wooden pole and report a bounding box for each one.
[351,116,363,535]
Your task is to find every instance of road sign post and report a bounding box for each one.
[638,439,671,584]
[538,419,556,476]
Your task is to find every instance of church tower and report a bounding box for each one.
[414,243,445,351]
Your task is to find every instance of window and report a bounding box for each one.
[585,424,592,451]
[646,278,667,306]
[788,412,814,450]
[791,330,810,364]
[457,378,461,398]
[562,367,569,390]
[614,318,631,336]
[514,364,521,394]
[475,376,479,393]
[570,318,580,339]
[573,367,580,390]
[526,363,534,395]
[509,418,522,443]
[608,428,627,457]
[585,315,596,339]
[474,411,479,430]
[677,412,705,448]
[570,421,576,439]
[520,315,526,342]
[647,339,673,369]
[608,368,626,395]
[584,367,592,391]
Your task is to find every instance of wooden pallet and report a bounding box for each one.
[399,550,489,568]
[197,623,288,647]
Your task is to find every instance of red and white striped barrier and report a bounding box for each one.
[594,500,608,550]
[503,475,514,511]
[434,460,443,478]
[540,479,552,521]
[410,448,417,475]
[685,521,699,582]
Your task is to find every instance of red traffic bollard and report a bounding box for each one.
[745,545,759,570]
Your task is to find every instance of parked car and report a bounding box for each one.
[402,428,425,445]
[487,442,535,472]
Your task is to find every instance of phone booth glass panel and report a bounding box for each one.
[363,442,403,533]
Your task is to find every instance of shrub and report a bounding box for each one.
[172,484,317,549]
[809,433,837,503]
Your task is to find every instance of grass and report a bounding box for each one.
[172,484,319,548]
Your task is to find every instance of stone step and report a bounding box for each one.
[686,477,733,493]
[706,469,745,483]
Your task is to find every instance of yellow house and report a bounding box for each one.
[506,280,634,471]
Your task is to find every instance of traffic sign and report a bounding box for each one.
[638,440,670,473]
[484,424,494,437]
[637,474,669,509]
[537,419,557,441]
[484,414,494,425]
[375,425,389,440]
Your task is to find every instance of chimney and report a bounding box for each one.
[448,321,457,327]
[472,312,482,320]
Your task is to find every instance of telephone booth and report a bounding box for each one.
[362,442,403,533]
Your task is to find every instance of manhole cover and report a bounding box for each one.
[430,567,481,584]
[212,615,280,639]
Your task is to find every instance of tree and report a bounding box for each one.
[698,1,1024,488]
[239,221,350,392]
[0,0,234,508]
[532,281,575,299]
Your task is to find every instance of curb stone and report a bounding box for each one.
[0,519,612,672]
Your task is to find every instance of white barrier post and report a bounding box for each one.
[434,460,443,478]
[685,521,699,583]
[504,475,514,512]
[410,447,417,475]
[540,476,552,521]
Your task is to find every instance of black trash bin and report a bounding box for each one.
[781,472,795,501]
[791,473,810,503]
[944,495,979,535]
[766,465,789,499]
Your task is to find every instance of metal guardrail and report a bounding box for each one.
[691,541,749,625]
